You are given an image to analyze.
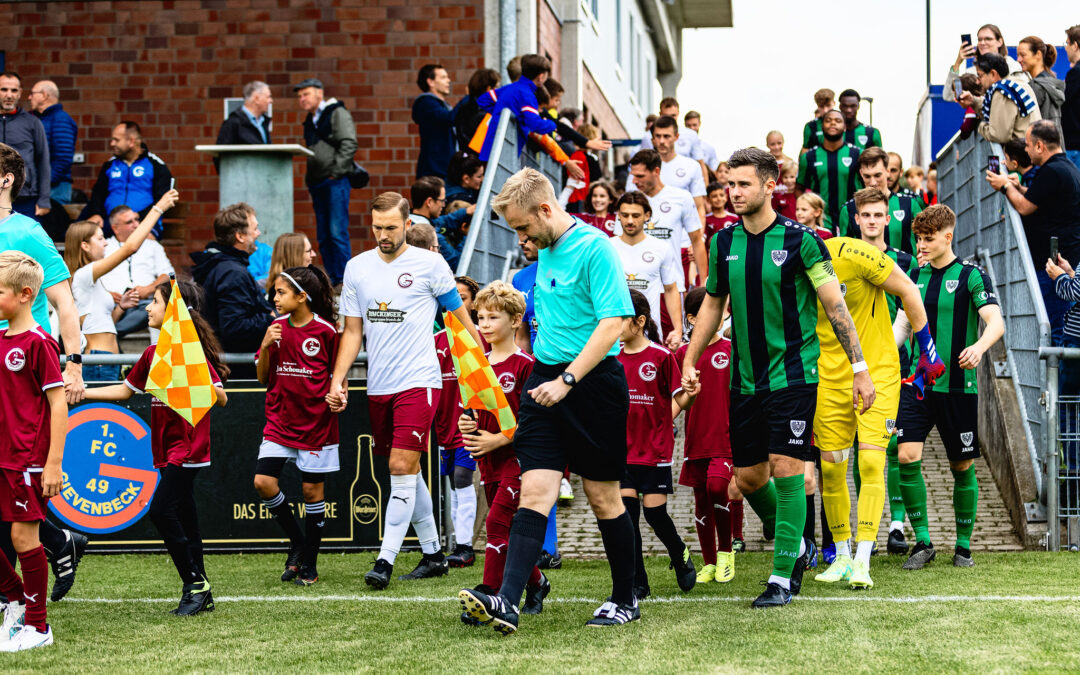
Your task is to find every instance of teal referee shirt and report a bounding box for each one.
[533,218,633,365]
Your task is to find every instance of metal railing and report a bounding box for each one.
[938,132,1049,503]
[456,108,565,284]
[1043,349,1080,551]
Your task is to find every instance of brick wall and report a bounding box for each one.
[0,0,485,269]
[537,0,561,84]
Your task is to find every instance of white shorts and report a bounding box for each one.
[258,439,341,473]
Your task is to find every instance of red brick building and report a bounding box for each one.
[0,0,730,269]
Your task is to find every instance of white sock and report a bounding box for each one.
[835,539,851,558]
[798,537,806,557]
[453,486,477,547]
[890,520,904,533]
[378,473,418,564]
[767,574,791,591]
[411,471,441,555]
[855,540,874,566]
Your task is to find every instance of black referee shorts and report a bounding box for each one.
[514,357,629,482]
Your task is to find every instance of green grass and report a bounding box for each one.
[5,551,1080,673]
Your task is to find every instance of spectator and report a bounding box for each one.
[766,130,793,173]
[1062,25,1080,168]
[837,89,882,150]
[413,64,464,179]
[64,190,179,381]
[445,153,485,204]
[0,72,50,219]
[476,54,556,162]
[28,79,76,205]
[1003,138,1038,187]
[957,73,983,140]
[1018,36,1064,126]
[456,68,500,154]
[190,202,274,364]
[986,120,1080,346]
[538,80,612,162]
[247,239,272,287]
[99,205,175,338]
[409,176,475,271]
[296,78,357,286]
[972,53,1042,144]
[216,80,273,146]
[925,168,939,206]
[904,166,929,206]
[560,123,602,212]
[265,232,316,303]
[684,111,720,171]
[80,121,172,239]
[801,88,835,154]
[506,55,522,82]
[945,23,1027,108]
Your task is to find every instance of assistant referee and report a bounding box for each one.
[458,168,638,634]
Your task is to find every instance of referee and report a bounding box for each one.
[459,168,638,633]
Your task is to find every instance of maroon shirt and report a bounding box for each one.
[676,337,732,461]
[475,349,533,483]
[771,191,797,220]
[126,343,222,468]
[619,343,682,466]
[578,212,617,237]
[433,330,465,449]
[0,327,63,471]
[704,212,739,248]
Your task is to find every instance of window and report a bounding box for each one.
[615,0,622,65]
[591,0,599,19]
[629,14,636,99]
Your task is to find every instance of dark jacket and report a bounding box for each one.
[412,92,464,178]
[216,107,272,146]
[79,144,172,237]
[1064,63,1080,151]
[301,99,358,187]
[454,95,485,154]
[0,108,51,209]
[33,103,77,185]
[190,243,273,353]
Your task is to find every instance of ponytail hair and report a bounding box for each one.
[628,289,660,344]
[279,265,336,324]
[155,280,231,383]
[683,286,707,339]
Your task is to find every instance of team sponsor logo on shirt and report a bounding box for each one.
[726,255,739,261]
[659,201,672,214]
[675,167,687,178]
[498,372,516,393]
[960,431,973,446]
[302,338,321,357]
[397,273,414,288]
[132,165,145,178]
[977,291,990,301]
[790,420,806,437]
[711,351,729,369]
[4,347,26,372]
[110,168,122,178]
[625,273,649,291]
[366,301,407,323]
[841,157,852,168]
[638,362,658,382]
[641,250,656,264]
[946,280,959,293]
[770,250,788,266]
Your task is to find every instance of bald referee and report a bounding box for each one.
[459,168,640,633]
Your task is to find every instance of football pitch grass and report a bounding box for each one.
[6,550,1079,672]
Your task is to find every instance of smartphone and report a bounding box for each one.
[1051,236,1059,262]
[988,156,1000,174]
[953,79,964,99]
[961,33,972,46]
[170,178,175,190]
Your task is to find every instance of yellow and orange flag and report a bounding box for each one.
[443,311,516,440]
[146,278,217,427]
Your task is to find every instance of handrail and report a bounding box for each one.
[457,108,513,277]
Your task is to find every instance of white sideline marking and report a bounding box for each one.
[60,594,1080,605]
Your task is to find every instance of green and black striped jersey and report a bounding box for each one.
[886,247,916,376]
[802,119,883,152]
[908,259,999,394]
[706,215,835,395]
[797,144,862,235]
[839,193,924,254]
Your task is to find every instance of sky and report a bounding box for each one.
[678,0,1074,166]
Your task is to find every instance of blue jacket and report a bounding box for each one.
[476,78,556,161]
[512,262,538,347]
[412,92,465,179]
[80,144,172,238]
[33,103,77,185]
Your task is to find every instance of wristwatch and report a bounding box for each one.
[66,353,82,364]
[560,371,576,387]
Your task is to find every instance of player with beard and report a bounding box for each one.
[682,148,874,608]
[796,109,861,234]
[837,147,923,255]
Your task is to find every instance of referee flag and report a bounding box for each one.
[443,311,517,440]
[145,278,218,427]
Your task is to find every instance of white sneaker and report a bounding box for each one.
[558,478,574,505]
[0,602,25,642]
[0,624,52,652]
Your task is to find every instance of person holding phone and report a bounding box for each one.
[944,24,1027,109]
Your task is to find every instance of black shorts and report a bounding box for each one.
[729,383,816,467]
[514,357,629,482]
[621,464,675,495]
[895,386,980,462]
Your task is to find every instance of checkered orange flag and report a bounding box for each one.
[145,278,217,427]
[443,311,516,440]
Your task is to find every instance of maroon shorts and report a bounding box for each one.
[678,456,734,489]
[367,387,436,456]
[0,468,47,522]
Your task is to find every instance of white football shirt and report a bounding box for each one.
[611,234,682,329]
[339,246,457,395]
[626,154,706,198]
[615,185,700,289]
